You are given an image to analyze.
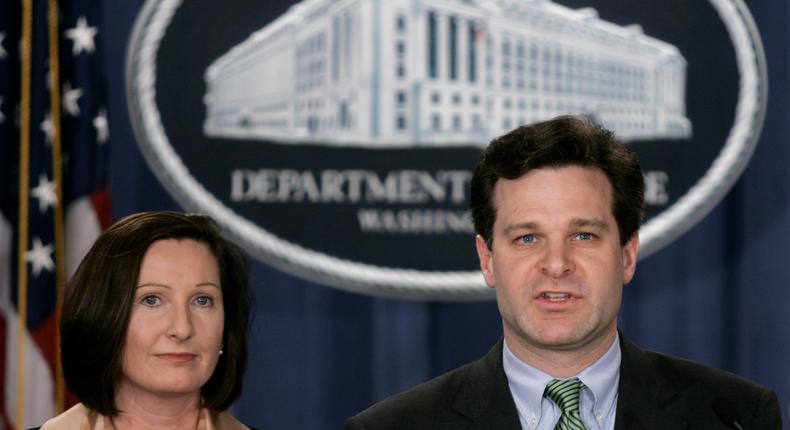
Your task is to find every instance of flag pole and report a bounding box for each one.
[47,0,67,414]
[16,0,34,426]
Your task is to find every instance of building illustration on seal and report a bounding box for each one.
[203,0,692,147]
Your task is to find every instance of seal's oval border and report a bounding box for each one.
[126,0,767,301]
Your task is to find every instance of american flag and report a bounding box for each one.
[0,0,111,428]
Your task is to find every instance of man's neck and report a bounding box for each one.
[504,328,618,378]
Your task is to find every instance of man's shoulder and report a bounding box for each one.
[346,340,515,430]
[620,338,781,428]
[611,335,783,428]
[346,360,477,429]
[639,347,769,394]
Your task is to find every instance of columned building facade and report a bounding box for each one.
[204,0,691,147]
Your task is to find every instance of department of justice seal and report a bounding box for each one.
[126,0,767,299]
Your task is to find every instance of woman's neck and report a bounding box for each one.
[112,384,203,430]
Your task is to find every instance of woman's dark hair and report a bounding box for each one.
[470,115,645,248]
[61,211,250,416]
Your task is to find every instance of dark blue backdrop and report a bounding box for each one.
[104,1,788,428]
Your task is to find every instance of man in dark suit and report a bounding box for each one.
[346,116,782,429]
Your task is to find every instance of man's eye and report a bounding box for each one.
[575,232,593,241]
[518,234,536,244]
[141,295,161,306]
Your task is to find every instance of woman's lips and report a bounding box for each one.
[156,353,196,363]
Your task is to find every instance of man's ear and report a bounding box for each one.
[622,233,640,284]
[476,235,496,289]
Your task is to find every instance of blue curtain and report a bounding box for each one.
[104,1,788,428]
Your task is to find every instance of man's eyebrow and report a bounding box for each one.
[502,222,539,235]
[569,218,609,229]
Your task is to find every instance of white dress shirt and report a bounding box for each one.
[502,335,621,430]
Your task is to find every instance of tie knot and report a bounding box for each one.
[544,378,584,414]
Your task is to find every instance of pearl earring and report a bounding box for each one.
[219,349,224,356]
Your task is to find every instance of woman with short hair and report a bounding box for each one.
[39,211,253,430]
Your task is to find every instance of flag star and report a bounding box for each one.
[41,111,55,146]
[31,173,58,213]
[0,32,7,59]
[65,16,97,56]
[0,96,6,124]
[93,108,109,144]
[25,237,55,278]
[63,82,83,116]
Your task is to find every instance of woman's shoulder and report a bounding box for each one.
[210,408,257,430]
[37,403,103,430]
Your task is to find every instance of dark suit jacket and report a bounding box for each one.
[346,334,782,429]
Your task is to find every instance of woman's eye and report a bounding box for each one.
[195,296,213,306]
[141,295,161,306]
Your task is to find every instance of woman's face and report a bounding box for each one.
[118,239,224,401]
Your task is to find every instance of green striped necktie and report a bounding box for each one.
[544,378,588,430]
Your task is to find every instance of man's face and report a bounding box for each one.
[476,166,638,359]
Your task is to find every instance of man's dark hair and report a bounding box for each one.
[61,211,250,416]
[470,115,644,248]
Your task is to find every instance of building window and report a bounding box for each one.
[431,92,441,104]
[296,34,327,91]
[339,102,349,129]
[472,114,481,129]
[501,38,511,88]
[428,11,438,79]
[529,44,538,89]
[449,16,458,80]
[332,15,340,80]
[453,114,462,130]
[486,36,494,88]
[452,93,462,105]
[396,91,407,106]
[396,114,407,130]
[308,116,320,133]
[432,113,441,131]
[516,41,525,89]
[344,12,352,79]
[468,22,477,83]
[395,39,406,79]
[396,15,406,32]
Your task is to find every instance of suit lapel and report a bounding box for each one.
[448,334,694,430]
[451,340,522,430]
[615,334,687,430]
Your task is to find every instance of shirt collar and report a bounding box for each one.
[502,334,621,426]
[577,333,621,422]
